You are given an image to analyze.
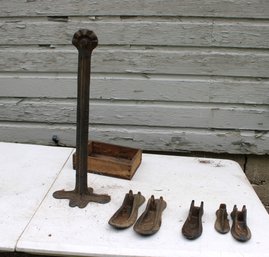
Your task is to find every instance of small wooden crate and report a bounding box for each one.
[73,141,142,180]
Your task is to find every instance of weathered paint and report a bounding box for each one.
[0,1,268,154]
[0,47,269,77]
[1,0,268,18]
[0,123,268,154]
[1,75,268,104]
[0,98,268,130]
[0,18,269,48]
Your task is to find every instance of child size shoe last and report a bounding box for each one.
[231,205,251,242]
[182,200,204,240]
[215,203,230,234]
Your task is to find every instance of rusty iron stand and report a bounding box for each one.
[53,29,111,208]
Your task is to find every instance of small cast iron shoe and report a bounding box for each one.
[214,203,230,234]
[231,205,251,242]
[108,190,145,229]
[134,195,167,235]
[182,200,204,240]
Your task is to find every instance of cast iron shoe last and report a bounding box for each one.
[108,190,145,229]
[215,203,230,234]
[134,195,167,236]
[182,200,204,240]
[231,205,251,242]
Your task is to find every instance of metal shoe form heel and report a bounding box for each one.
[182,200,204,240]
[215,203,230,234]
[134,195,167,236]
[231,205,251,242]
[108,190,145,229]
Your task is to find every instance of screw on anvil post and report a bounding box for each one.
[53,29,111,208]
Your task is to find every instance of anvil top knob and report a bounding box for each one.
[72,29,98,51]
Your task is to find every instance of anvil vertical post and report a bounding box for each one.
[53,29,111,208]
[74,30,94,194]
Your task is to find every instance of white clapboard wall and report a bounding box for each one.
[0,0,268,154]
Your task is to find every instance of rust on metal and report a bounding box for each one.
[134,195,167,236]
[53,29,110,208]
[182,200,204,240]
[109,190,145,229]
[231,205,251,242]
[214,203,230,234]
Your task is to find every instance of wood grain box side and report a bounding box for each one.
[73,141,142,180]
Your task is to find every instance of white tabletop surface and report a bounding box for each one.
[16,151,269,257]
[0,142,73,251]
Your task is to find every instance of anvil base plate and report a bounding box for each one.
[53,187,111,208]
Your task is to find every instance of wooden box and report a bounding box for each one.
[73,141,142,180]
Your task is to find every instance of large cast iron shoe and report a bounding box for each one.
[182,200,204,240]
[231,205,251,242]
[215,203,230,234]
[134,195,167,235]
[109,190,145,229]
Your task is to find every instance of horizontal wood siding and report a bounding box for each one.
[0,1,268,154]
[1,76,268,104]
[1,0,268,18]
[0,99,268,130]
[1,48,269,77]
[0,123,268,154]
[1,18,269,48]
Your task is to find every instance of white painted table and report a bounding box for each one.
[0,142,73,252]
[15,150,269,257]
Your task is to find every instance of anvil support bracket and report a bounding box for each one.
[53,29,111,208]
